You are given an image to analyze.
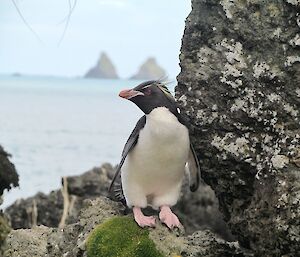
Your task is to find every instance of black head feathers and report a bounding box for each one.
[119,80,177,115]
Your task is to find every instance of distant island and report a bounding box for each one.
[85,52,119,79]
[12,72,22,77]
[84,53,166,80]
[130,57,166,80]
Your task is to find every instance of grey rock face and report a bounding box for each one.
[4,226,55,257]
[85,52,119,79]
[176,0,300,256]
[130,57,166,80]
[182,230,250,257]
[175,180,233,241]
[66,163,114,198]
[5,191,64,229]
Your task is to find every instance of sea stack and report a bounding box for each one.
[130,57,166,80]
[85,52,119,79]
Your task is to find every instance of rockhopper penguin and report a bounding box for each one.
[109,80,200,229]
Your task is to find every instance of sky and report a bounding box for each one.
[0,0,191,79]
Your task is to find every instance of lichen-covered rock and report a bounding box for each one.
[182,230,250,257]
[3,197,248,257]
[176,0,300,256]
[4,226,55,257]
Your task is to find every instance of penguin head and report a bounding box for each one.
[119,80,176,114]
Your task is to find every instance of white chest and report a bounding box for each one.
[140,107,189,149]
[125,107,190,175]
[121,107,190,205]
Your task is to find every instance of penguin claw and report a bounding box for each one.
[135,215,156,228]
[133,207,156,228]
[159,206,181,229]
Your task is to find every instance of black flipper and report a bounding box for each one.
[108,115,146,192]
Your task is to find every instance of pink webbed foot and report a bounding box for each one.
[159,205,181,229]
[133,207,156,228]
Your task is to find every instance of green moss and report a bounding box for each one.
[86,216,164,257]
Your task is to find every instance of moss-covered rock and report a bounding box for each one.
[4,197,249,257]
[86,216,164,257]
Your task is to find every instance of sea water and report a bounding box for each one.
[0,75,175,208]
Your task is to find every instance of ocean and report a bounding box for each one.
[0,75,175,208]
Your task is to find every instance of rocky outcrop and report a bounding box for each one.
[3,197,248,257]
[0,146,18,196]
[176,0,300,256]
[6,163,232,240]
[130,57,166,80]
[175,180,233,240]
[0,145,19,255]
[5,164,114,229]
[4,198,123,257]
[85,52,119,79]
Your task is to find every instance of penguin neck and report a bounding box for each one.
[146,107,179,123]
[144,107,188,141]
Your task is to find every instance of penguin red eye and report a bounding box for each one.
[143,88,152,96]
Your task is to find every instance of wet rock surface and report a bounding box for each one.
[176,0,300,256]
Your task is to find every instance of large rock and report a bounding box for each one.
[0,145,18,255]
[5,163,232,240]
[5,164,114,229]
[0,145,18,196]
[85,52,119,79]
[3,197,248,257]
[3,197,124,257]
[176,0,300,256]
[130,57,166,80]
[175,180,233,240]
